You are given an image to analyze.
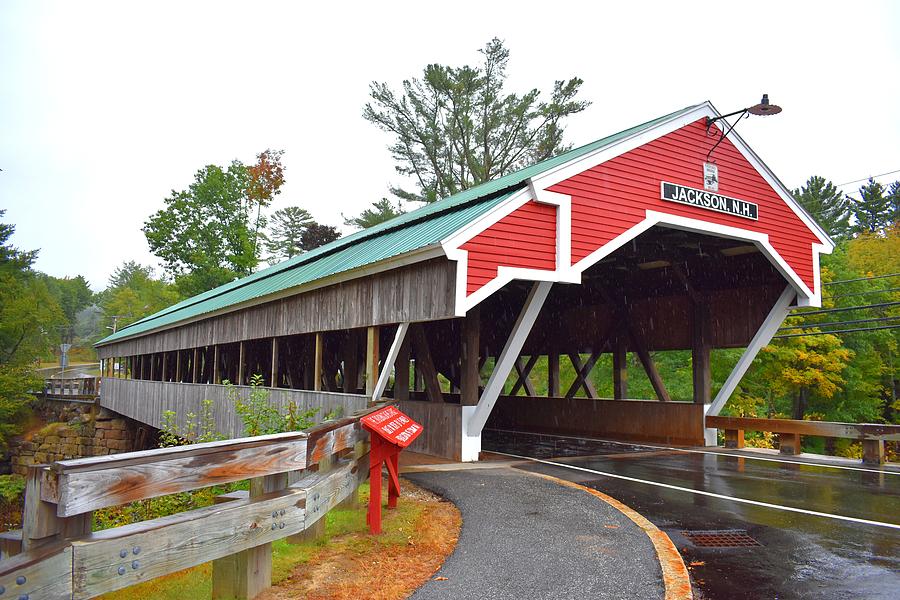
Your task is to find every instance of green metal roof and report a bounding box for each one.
[97,104,701,346]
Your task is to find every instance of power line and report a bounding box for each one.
[835,169,900,187]
[773,324,900,339]
[825,273,900,286]
[778,315,900,331]
[832,287,900,299]
[786,301,900,318]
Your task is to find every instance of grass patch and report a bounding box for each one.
[98,479,460,600]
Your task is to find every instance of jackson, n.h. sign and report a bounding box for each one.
[661,181,759,220]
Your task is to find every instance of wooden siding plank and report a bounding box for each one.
[97,259,456,359]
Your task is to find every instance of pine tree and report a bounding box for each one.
[793,175,851,239]
[264,206,314,261]
[850,178,891,234]
[343,198,405,230]
[364,38,589,203]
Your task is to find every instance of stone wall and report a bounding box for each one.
[9,403,150,475]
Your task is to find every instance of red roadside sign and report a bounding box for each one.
[361,405,423,448]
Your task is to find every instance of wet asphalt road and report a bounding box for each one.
[406,468,665,600]
[483,430,900,600]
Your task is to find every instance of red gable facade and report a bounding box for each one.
[443,104,832,316]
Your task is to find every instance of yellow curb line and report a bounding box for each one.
[526,470,693,600]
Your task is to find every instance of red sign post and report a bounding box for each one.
[361,405,423,534]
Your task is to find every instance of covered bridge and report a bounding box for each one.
[96,102,832,461]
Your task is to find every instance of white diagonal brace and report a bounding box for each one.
[707,285,796,416]
[371,322,410,402]
[467,282,553,436]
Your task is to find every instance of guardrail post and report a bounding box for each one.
[22,465,91,551]
[779,433,802,455]
[211,473,287,599]
[724,428,745,449]
[862,439,886,465]
[211,490,251,600]
[338,439,366,509]
[288,456,332,543]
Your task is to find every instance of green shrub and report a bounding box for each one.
[227,374,318,437]
[0,474,25,505]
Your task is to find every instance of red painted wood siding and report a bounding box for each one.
[461,200,557,295]
[551,119,819,289]
[458,119,821,297]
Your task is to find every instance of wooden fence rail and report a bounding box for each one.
[0,408,376,599]
[706,415,900,464]
[42,377,100,399]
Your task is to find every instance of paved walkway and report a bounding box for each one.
[405,467,668,600]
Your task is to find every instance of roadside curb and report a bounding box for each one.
[525,470,693,600]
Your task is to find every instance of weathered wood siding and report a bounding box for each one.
[97,258,456,358]
[398,400,462,461]
[486,395,705,446]
[101,378,369,439]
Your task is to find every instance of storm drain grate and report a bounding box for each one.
[681,529,761,548]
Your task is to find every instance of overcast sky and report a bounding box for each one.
[1,1,898,290]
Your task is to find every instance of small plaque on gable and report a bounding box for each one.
[703,162,719,192]
[361,405,423,448]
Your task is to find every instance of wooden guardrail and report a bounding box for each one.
[43,377,100,399]
[706,415,900,465]
[0,408,375,599]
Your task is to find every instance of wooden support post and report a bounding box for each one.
[409,323,442,403]
[192,348,199,384]
[271,337,279,388]
[627,326,671,402]
[779,432,802,455]
[238,341,246,386]
[288,458,331,543]
[395,334,410,402]
[366,326,379,396]
[23,466,90,551]
[862,439,886,465]
[314,333,324,391]
[724,429,745,449]
[149,353,156,381]
[461,307,481,405]
[161,351,168,382]
[510,356,538,396]
[213,345,221,384]
[565,352,602,399]
[210,491,250,600]
[343,331,359,393]
[692,301,712,404]
[548,352,560,397]
[212,473,287,599]
[612,337,628,400]
[175,350,182,383]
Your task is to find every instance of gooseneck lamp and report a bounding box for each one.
[706,94,782,162]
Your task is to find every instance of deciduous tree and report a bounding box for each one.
[0,211,65,449]
[98,261,181,332]
[300,223,340,252]
[143,151,285,297]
